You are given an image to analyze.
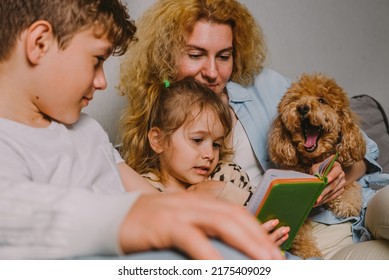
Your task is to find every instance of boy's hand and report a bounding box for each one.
[120,192,284,260]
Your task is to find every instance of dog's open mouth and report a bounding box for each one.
[302,119,322,152]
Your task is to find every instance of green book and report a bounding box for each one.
[246,154,338,250]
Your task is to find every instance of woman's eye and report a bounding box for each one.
[213,142,222,149]
[218,54,231,61]
[192,138,203,144]
[188,53,203,59]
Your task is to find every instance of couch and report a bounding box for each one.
[350,95,389,188]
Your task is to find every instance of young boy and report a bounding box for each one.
[0,0,283,260]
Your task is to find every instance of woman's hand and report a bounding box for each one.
[310,157,346,207]
[262,219,290,246]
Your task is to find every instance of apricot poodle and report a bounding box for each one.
[268,73,365,259]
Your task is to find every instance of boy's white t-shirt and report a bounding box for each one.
[0,113,139,259]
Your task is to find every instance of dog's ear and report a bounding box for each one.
[268,116,298,167]
[336,108,366,166]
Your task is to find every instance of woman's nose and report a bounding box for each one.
[201,58,218,81]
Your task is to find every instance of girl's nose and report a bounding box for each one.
[201,145,215,161]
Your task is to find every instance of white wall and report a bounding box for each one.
[247,0,389,111]
[84,0,389,144]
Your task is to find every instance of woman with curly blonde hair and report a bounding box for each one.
[119,0,389,259]
[119,0,265,170]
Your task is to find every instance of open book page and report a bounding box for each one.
[315,153,339,182]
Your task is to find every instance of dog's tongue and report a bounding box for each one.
[304,127,319,149]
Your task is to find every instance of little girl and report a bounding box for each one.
[129,77,290,244]
[131,77,253,205]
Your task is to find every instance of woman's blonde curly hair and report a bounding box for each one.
[119,0,267,167]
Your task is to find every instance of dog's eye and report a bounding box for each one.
[318,98,327,104]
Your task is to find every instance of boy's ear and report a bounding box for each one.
[148,127,164,154]
[25,20,54,65]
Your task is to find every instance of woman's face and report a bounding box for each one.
[177,21,233,96]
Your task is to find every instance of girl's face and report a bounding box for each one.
[159,108,225,190]
[177,21,233,96]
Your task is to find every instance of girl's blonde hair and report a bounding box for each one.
[133,77,233,177]
[119,0,266,165]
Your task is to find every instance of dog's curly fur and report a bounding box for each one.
[268,73,365,259]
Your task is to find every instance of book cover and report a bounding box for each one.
[246,154,338,250]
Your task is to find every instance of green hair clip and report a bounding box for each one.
[163,80,170,88]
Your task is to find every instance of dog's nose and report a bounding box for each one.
[297,105,310,116]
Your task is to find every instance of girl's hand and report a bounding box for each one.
[310,158,346,207]
[262,219,290,246]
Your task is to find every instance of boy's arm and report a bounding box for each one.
[0,164,283,260]
[0,137,282,260]
[0,139,138,259]
[117,162,158,193]
[0,178,139,259]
